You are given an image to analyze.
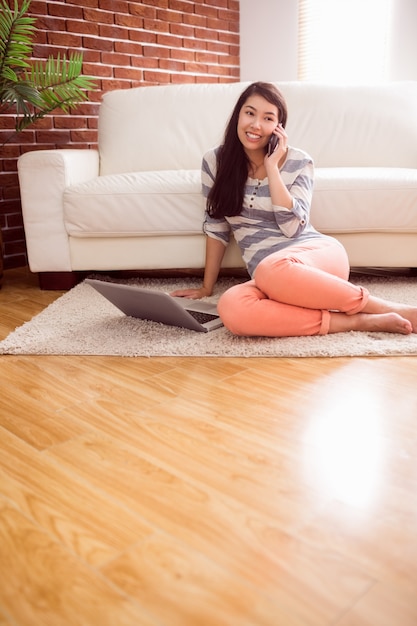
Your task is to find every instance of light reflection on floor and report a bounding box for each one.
[303,372,386,508]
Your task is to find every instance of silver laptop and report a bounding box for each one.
[85,278,223,332]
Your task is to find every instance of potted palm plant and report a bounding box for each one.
[0,0,96,286]
[0,0,96,143]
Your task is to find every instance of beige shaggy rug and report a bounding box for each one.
[1,274,417,357]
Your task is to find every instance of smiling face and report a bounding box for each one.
[237,94,279,157]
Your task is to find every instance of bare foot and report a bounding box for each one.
[329,311,413,335]
[362,296,417,333]
[353,312,412,335]
[390,305,417,333]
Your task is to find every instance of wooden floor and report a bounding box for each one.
[1,267,417,626]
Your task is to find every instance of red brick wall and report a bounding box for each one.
[0,0,240,270]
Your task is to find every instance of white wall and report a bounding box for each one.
[239,0,299,81]
[239,0,417,82]
[388,0,417,80]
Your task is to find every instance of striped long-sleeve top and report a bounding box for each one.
[202,145,329,277]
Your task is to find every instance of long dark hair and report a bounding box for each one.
[207,82,288,218]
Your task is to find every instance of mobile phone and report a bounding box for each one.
[267,133,279,156]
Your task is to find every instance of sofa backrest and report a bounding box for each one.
[282,81,417,168]
[98,81,417,175]
[98,82,244,175]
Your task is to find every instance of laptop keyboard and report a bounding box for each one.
[186,309,219,324]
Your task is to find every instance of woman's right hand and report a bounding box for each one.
[171,237,225,300]
[170,286,212,300]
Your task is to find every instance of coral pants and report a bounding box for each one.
[217,239,369,337]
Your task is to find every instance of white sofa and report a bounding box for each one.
[18,81,417,289]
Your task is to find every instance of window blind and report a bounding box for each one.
[298,0,392,82]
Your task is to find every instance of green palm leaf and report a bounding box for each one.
[15,53,96,130]
[0,0,35,77]
[0,0,96,138]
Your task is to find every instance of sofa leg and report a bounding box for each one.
[38,271,83,290]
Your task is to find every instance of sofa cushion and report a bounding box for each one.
[64,170,204,237]
[65,166,417,239]
[311,168,417,233]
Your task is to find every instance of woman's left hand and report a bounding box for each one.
[265,123,288,167]
[264,123,293,209]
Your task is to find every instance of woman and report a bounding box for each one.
[172,82,417,337]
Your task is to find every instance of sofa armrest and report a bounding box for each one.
[18,149,100,272]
